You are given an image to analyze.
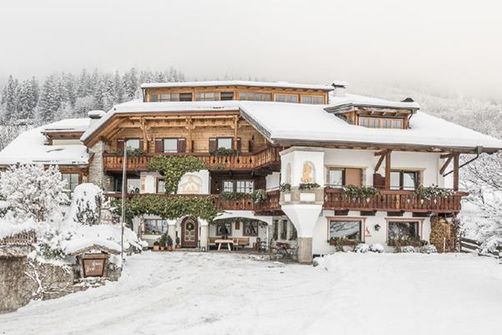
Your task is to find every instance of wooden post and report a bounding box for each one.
[453,153,460,191]
[385,151,391,190]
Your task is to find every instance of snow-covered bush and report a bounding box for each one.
[420,244,437,254]
[369,243,385,253]
[66,183,103,226]
[354,243,370,253]
[480,235,502,255]
[400,246,416,253]
[0,164,68,222]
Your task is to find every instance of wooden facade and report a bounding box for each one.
[143,84,330,105]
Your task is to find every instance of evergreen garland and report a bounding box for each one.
[147,156,206,194]
[114,194,219,222]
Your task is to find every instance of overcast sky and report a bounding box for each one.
[0,0,501,98]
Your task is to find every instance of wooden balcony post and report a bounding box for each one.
[385,151,391,190]
[453,153,460,191]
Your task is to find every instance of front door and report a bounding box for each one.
[181,217,198,248]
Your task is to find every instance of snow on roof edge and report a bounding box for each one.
[140,80,334,91]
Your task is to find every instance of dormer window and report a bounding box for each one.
[359,116,403,129]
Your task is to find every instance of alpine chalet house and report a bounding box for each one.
[1,80,501,263]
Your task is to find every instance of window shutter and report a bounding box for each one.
[139,139,144,151]
[345,168,362,186]
[373,173,386,189]
[117,139,124,152]
[155,139,163,153]
[178,138,186,153]
[208,138,217,153]
[235,137,242,153]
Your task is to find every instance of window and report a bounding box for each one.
[328,169,344,187]
[150,94,158,102]
[157,179,166,193]
[216,222,232,237]
[159,93,179,102]
[220,92,234,100]
[217,137,233,150]
[391,170,419,190]
[329,220,362,240]
[179,93,193,101]
[280,220,288,240]
[222,180,254,194]
[359,117,403,129]
[144,219,167,235]
[126,139,140,150]
[327,168,362,187]
[275,94,298,103]
[195,92,220,101]
[300,95,324,104]
[127,178,140,193]
[163,138,178,153]
[388,221,420,242]
[61,173,79,192]
[239,92,272,101]
[243,221,258,236]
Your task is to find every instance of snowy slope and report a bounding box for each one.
[1,252,501,335]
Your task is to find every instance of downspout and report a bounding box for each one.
[443,147,484,177]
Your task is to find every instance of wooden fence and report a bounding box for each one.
[459,237,502,259]
[0,230,37,246]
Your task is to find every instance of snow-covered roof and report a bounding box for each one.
[141,80,335,91]
[238,101,502,151]
[0,119,90,166]
[41,118,90,133]
[328,93,421,110]
[81,95,502,152]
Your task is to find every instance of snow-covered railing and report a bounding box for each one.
[324,188,464,213]
[460,237,502,259]
[0,230,37,246]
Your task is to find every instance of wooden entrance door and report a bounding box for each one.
[181,217,198,248]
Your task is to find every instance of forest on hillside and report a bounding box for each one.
[0,68,185,148]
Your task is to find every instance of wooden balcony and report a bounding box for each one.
[102,147,281,172]
[104,191,281,214]
[323,188,465,213]
[254,190,282,215]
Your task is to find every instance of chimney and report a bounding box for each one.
[332,81,348,97]
[88,110,106,126]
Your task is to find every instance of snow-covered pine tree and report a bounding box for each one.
[2,75,19,121]
[37,75,63,122]
[123,67,138,100]
[17,79,38,120]
[113,70,124,104]
[0,165,68,222]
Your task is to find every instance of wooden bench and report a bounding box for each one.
[232,237,250,249]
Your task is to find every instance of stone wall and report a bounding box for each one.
[88,141,112,191]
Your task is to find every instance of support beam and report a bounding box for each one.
[375,153,385,172]
[385,151,391,190]
[440,156,453,175]
[453,153,460,191]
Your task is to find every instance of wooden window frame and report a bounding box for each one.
[359,116,404,129]
[274,93,299,103]
[390,170,421,190]
[326,216,367,243]
[385,218,424,244]
[300,95,324,104]
[243,221,259,237]
[221,180,254,194]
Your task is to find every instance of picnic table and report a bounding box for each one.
[215,239,234,251]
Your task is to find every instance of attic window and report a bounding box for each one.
[359,116,403,129]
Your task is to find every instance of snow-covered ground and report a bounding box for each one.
[2,252,502,335]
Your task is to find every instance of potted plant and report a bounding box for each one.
[175,236,181,249]
[167,235,174,251]
[280,183,292,202]
[298,183,320,202]
[159,233,168,251]
[153,240,160,251]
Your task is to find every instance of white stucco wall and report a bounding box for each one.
[311,211,432,255]
[280,148,325,187]
[266,172,281,190]
[140,169,210,194]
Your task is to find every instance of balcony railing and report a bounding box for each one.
[254,190,282,214]
[323,188,464,213]
[102,147,281,172]
[104,191,281,214]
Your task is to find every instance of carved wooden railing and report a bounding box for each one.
[103,147,281,172]
[323,188,465,213]
[254,190,282,214]
[0,230,37,246]
[103,190,282,214]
